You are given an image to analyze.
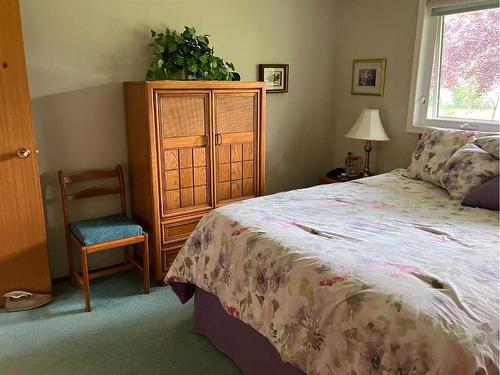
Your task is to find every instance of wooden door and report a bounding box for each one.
[213,90,260,205]
[155,90,213,218]
[0,0,51,302]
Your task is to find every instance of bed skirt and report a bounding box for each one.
[170,282,305,375]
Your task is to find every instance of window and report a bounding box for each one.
[407,0,500,133]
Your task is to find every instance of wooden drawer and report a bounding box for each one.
[161,217,200,245]
[161,243,184,274]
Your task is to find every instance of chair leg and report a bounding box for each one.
[80,249,92,312]
[143,233,150,294]
[65,233,76,286]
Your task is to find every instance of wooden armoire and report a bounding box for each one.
[124,81,266,281]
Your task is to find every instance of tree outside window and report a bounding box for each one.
[429,8,499,121]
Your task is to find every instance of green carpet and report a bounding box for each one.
[0,272,240,374]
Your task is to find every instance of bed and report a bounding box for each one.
[166,170,499,374]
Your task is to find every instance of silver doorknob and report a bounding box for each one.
[16,148,31,159]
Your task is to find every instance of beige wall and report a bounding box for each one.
[19,0,337,278]
[331,0,420,172]
[20,0,423,279]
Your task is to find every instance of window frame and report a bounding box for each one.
[406,0,500,134]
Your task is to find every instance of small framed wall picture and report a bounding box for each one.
[259,64,289,93]
[351,59,386,96]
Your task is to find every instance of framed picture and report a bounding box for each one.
[259,64,289,93]
[351,59,386,96]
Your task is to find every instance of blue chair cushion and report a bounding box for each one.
[69,213,143,246]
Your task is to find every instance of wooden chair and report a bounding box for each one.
[58,165,150,312]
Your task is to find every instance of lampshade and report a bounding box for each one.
[345,109,390,141]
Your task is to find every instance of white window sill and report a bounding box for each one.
[407,118,500,134]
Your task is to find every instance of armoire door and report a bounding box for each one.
[155,90,213,218]
[0,0,51,303]
[213,90,260,205]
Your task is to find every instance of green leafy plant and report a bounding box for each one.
[145,26,235,81]
[451,77,483,113]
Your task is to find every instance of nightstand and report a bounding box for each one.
[318,175,363,184]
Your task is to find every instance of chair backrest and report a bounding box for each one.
[58,165,126,228]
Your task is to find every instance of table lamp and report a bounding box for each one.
[345,109,389,176]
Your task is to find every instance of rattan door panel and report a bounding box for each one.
[156,91,213,218]
[159,96,206,137]
[214,91,259,205]
[215,95,255,133]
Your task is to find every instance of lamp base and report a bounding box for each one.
[363,140,373,177]
[361,169,372,177]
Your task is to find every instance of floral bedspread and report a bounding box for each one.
[166,170,499,375]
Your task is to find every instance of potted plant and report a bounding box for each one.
[145,26,237,81]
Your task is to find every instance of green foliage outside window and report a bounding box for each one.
[451,78,483,113]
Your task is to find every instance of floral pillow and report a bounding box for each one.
[404,127,476,186]
[475,135,499,158]
[440,143,499,199]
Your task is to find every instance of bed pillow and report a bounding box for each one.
[440,143,499,199]
[404,127,475,186]
[475,135,499,158]
[462,176,499,211]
